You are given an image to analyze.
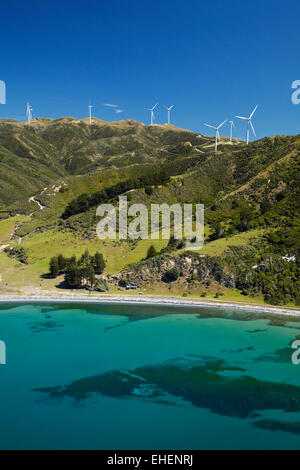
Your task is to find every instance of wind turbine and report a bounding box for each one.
[88,101,94,125]
[26,102,32,123]
[204,120,227,152]
[236,105,258,145]
[164,104,174,124]
[229,120,235,142]
[146,103,158,125]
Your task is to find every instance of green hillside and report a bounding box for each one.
[0,117,212,209]
[0,118,299,307]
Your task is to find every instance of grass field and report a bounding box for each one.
[0,216,292,308]
[0,215,262,290]
[0,216,169,290]
[0,215,29,244]
[198,229,265,256]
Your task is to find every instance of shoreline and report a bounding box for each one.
[0,293,299,316]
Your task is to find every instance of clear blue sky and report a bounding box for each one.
[1,0,299,139]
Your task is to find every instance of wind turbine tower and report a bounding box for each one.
[146,103,158,125]
[236,105,258,145]
[229,120,235,142]
[164,105,174,124]
[88,102,94,125]
[26,103,32,123]
[204,120,227,152]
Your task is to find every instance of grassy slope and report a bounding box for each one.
[0,121,298,306]
[0,216,296,308]
[0,218,168,290]
[0,217,266,302]
[0,216,27,242]
[0,117,212,209]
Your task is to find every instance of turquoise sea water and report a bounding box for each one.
[0,301,300,450]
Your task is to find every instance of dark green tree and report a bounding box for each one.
[57,254,66,273]
[93,252,106,274]
[65,265,82,288]
[82,266,96,287]
[49,257,59,278]
[80,249,90,267]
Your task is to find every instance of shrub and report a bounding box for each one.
[4,247,28,264]
[145,186,153,196]
[162,267,179,283]
[93,278,109,292]
[146,245,157,259]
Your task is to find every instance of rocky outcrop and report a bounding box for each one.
[108,252,235,289]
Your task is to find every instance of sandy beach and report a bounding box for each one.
[0,293,299,316]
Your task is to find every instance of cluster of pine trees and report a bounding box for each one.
[49,250,105,289]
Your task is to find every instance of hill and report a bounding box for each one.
[0,117,213,209]
[0,118,298,307]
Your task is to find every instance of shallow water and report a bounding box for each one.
[0,302,300,450]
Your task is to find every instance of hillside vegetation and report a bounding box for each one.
[0,117,211,209]
[0,117,299,306]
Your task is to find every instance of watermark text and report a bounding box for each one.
[0,80,6,104]
[96,196,204,251]
[291,340,300,365]
[291,80,300,104]
[0,340,6,365]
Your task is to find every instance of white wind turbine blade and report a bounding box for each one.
[169,105,174,110]
[204,123,217,129]
[152,103,158,110]
[217,120,227,129]
[217,130,221,142]
[250,105,258,119]
[250,120,256,136]
[235,115,248,120]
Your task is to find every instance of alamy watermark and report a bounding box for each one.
[96,196,204,250]
[291,80,300,104]
[291,340,300,365]
[0,340,6,365]
[0,80,6,104]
